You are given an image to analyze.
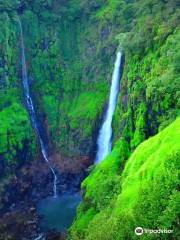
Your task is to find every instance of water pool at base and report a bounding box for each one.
[37,193,81,231]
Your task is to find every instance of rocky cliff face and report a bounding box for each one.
[0,0,179,239]
[0,1,113,222]
[2,0,179,160]
[0,9,37,184]
[0,1,113,165]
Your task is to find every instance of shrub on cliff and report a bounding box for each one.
[69,118,180,240]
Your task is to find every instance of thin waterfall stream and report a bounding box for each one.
[96,51,123,163]
[18,18,81,235]
[18,17,122,235]
[18,18,57,198]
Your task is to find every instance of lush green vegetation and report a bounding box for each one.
[0,103,35,167]
[0,0,179,239]
[69,118,180,239]
[109,0,180,150]
[20,0,180,156]
[13,3,112,156]
[67,1,179,239]
[2,0,179,157]
[0,11,36,178]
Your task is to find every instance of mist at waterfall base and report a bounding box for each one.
[96,51,122,163]
[19,18,81,232]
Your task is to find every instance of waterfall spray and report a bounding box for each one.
[18,18,57,198]
[96,51,123,163]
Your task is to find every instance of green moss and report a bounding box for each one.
[130,103,147,149]
[70,118,180,239]
[74,208,96,233]
[0,1,179,239]
[0,12,36,177]
[68,86,107,135]
[113,1,180,152]
[0,103,36,168]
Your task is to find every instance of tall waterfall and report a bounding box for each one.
[18,19,57,198]
[96,51,122,163]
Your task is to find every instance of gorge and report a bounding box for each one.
[18,17,58,198]
[0,1,179,240]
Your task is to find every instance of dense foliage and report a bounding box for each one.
[0,11,36,179]
[0,103,35,167]
[69,118,180,240]
[0,0,179,239]
[1,0,179,157]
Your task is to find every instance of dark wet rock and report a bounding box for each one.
[0,203,39,240]
[46,231,66,240]
[0,152,93,240]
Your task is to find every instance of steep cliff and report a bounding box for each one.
[0,0,179,239]
[1,0,179,158]
[0,8,36,181]
[69,118,180,239]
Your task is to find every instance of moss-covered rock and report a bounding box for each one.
[0,2,179,238]
[1,0,179,159]
[0,103,36,175]
[0,12,36,179]
[70,118,180,239]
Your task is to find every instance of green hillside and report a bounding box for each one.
[0,0,179,239]
[70,118,180,239]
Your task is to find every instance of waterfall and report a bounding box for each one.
[95,51,122,163]
[18,18,57,198]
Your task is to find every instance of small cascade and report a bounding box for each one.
[33,233,45,240]
[18,18,57,198]
[96,51,123,163]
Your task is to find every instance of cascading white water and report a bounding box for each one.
[18,18,57,198]
[95,51,122,163]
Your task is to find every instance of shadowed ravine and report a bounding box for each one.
[18,18,83,237]
[0,2,179,240]
[18,17,122,238]
[18,18,58,198]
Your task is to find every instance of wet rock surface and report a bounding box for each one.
[0,203,39,240]
[0,153,92,240]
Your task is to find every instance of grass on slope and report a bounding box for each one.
[0,103,35,168]
[69,118,180,240]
